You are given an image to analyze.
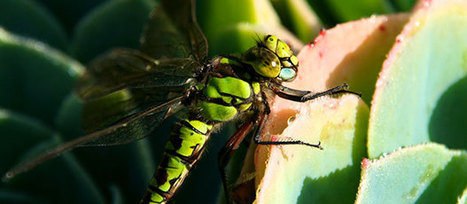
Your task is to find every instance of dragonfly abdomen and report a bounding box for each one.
[141,120,213,204]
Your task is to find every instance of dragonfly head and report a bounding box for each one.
[242,35,298,82]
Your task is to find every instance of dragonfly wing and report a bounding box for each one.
[80,87,178,142]
[75,48,200,145]
[77,48,198,100]
[3,96,183,181]
[80,95,184,146]
[141,0,208,61]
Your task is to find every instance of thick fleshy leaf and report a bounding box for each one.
[0,190,39,204]
[0,110,55,174]
[63,139,155,203]
[37,0,108,34]
[254,95,368,203]
[54,93,84,139]
[459,188,467,204]
[198,0,280,40]
[270,0,322,42]
[109,185,124,204]
[0,28,83,125]
[0,0,67,50]
[307,0,395,24]
[356,143,467,203]
[197,0,302,55]
[209,23,303,56]
[70,0,155,63]
[0,109,104,203]
[393,0,418,11]
[54,93,157,203]
[368,0,467,158]
[285,14,407,105]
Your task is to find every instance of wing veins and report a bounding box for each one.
[3,96,184,181]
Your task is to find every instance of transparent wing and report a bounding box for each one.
[140,0,208,61]
[81,89,182,145]
[2,96,183,181]
[76,48,200,137]
[77,48,199,101]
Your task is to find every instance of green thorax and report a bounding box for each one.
[193,56,261,122]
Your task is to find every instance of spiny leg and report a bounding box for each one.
[271,82,361,102]
[218,120,256,203]
[253,110,322,149]
[300,83,361,102]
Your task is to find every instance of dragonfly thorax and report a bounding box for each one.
[242,35,299,82]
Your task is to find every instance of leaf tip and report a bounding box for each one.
[361,158,370,168]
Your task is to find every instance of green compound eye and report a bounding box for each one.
[279,68,296,81]
[264,35,278,51]
[242,47,281,78]
[263,35,294,59]
[275,40,292,58]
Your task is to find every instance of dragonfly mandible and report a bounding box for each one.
[3,0,359,203]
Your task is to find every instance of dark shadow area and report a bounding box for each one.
[352,101,369,164]
[429,75,467,149]
[416,154,467,203]
[304,0,339,27]
[297,165,360,203]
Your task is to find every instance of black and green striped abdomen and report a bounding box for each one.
[141,57,261,203]
[141,120,212,203]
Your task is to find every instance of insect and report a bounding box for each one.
[3,0,359,203]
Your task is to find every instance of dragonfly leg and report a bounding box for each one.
[253,111,323,149]
[300,83,361,102]
[218,120,255,203]
[271,83,361,102]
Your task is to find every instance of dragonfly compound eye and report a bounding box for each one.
[278,68,297,81]
[275,39,293,58]
[263,35,278,51]
[262,35,294,59]
[242,47,281,78]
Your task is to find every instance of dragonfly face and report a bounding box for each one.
[242,35,298,82]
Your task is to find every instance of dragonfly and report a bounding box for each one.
[3,0,359,203]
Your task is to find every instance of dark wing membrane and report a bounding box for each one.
[76,48,199,100]
[80,87,182,139]
[80,94,184,146]
[4,49,199,180]
[3,96,183,181]
[76,49,199,141]
[141,0,208,61]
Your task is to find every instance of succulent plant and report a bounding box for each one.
[0,0,465,203]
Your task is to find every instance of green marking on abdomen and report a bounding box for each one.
[172,120,211,157]
[143,119,213,204]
